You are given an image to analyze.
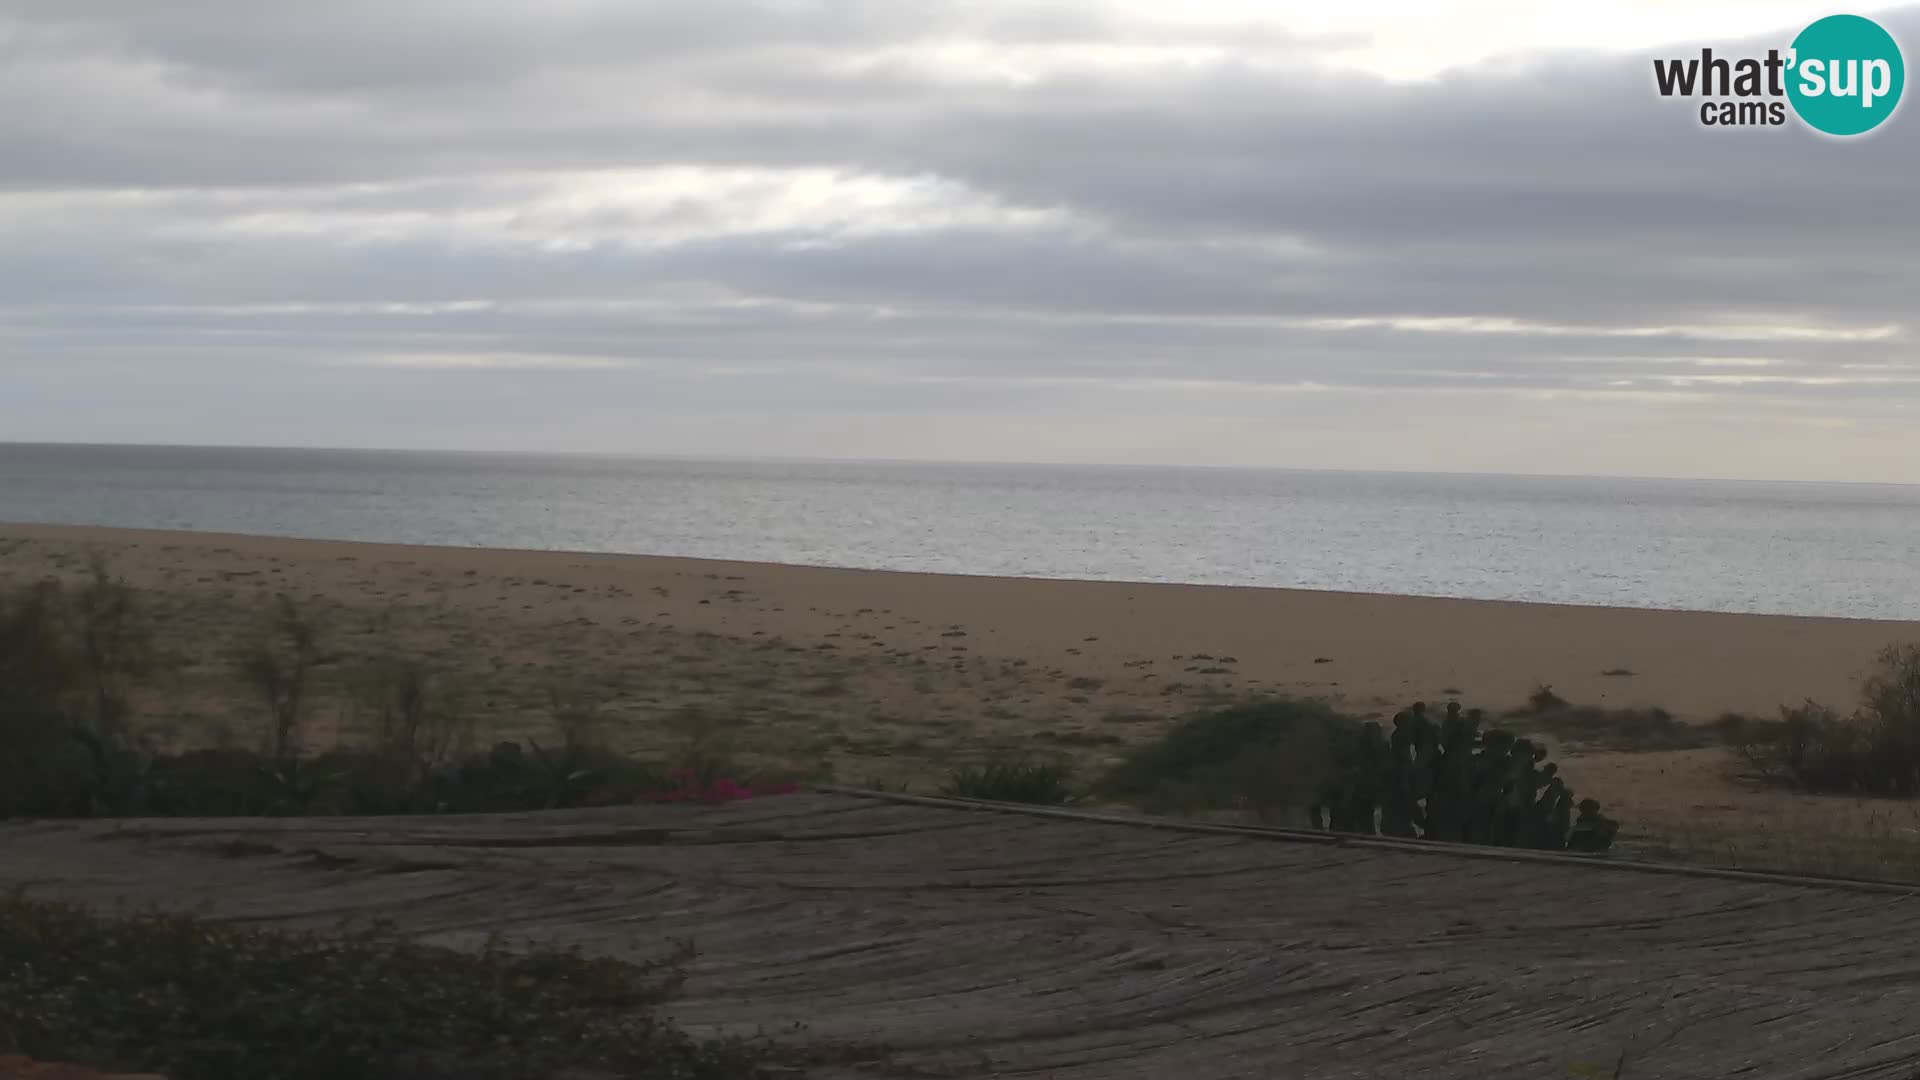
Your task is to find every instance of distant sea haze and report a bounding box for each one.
[3,443,1919,622]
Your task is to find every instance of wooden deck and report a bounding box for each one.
[5,793,1920,1079]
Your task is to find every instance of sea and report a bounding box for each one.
[2,442,1917,621]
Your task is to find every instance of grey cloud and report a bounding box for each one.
[0,1,1917,474]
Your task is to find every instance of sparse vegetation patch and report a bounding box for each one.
[942,760,1077,804]
[1096,698,1618,851]
[0,895,756,1080]
[1721,643,1920,795]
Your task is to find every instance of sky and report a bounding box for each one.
[2,1,1917,482]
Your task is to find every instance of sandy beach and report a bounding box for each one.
[6,521,1920,864]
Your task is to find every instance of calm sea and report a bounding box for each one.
[2,443,1917,621]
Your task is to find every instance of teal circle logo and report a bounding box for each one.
[1787,14,1905,135]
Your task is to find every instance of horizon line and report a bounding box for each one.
[4,438,1918,491]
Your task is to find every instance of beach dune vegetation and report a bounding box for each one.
[1096,697,1619,852]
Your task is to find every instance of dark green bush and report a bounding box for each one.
[1524,683,1569,713]
[1723,643,1920,795]
[1507,701,1711,752]
[0,570,689,819]
[1,565,165,818]
[1097,698,1618,852]
[1093,698,1358,816]
[348,659,470,788]
[68,554,152,740]
[141,749,289,816]
[0,894,756,1080]
[0,721,97,819]
[418,741,674,813]
[234,594,327,764]
[114,742,676,818]
[0,579,75,717]
[942,760,1077,804]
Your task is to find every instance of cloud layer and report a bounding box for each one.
[3,2,1917,479]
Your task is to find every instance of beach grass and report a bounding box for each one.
[1626,797,1920,882]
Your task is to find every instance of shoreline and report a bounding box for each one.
[2,519,1908,627]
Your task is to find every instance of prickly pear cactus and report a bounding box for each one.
[1313,700,1618,853]
[1565,798,1620,853]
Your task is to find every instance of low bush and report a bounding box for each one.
[1097,697,1618,852]
[349,659,470,788]
[0,573,155,818]
[8,735,816,819]
[942,760,1077,804]
[1524,683,1569,713]
[1722,643,1920,795]
[0,723,97,819]
[30,741,699,819]
[1506,700,1712,752]
[234,594,329,765]
[422,741,678,813]
[0,580,75,719]
[141,749,289,816]
[0,894,756,1080]
[1093,698,1361,817]
[1,572,808,819]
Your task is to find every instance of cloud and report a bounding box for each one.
[1,1,1917,479]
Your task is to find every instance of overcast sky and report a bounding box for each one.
[2,2,1916,482]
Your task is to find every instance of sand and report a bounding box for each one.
[4,521,1919,865]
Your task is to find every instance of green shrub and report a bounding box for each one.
[0,895,756,1080]
[0,569,687,819]
[1506,701,1712,752]
[1093,698,1357,816]
[234,594,327,764]
[1724,643,1920,795]
[142,749,290,816]
[125,742,676,818]
[0,721,96,819]
[0,573,155,817]
[349,660,470,788]
[0,580,87,815]
[1524,683,1569,713]
[0,579,80,720]
[942,760,1077,804]
[69,554,152,740]
[422,741,673,813]
[1097,698,1618,852]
